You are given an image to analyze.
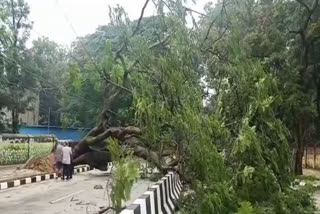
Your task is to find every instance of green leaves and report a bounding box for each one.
[0,0,37,132]
[101,41,114,74]
[108,139,140,213]
[69,64,82,92]
[236,201,255,214]
[0,142,52,165]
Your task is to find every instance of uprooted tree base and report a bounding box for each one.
[72,122,179,175]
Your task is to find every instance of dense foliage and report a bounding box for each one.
[1,0,320,213]
[0,0,36,132]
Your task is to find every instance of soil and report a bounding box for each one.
[0,153,56,182]
[23,153,56,173]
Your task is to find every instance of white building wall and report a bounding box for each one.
[2,93,39,126]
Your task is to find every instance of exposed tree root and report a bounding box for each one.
[72,126,178,174]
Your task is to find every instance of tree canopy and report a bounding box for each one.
[1,0,320,213]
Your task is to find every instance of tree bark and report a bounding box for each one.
[292,0,319,175]
[72,125,178,173]
[295,116,305,175]
[295,142,304,175]
[11,108,18,133]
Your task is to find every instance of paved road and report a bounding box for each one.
[0,169,154,214]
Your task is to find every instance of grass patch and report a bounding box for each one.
[297,175,320,181]
[0,142,54,165]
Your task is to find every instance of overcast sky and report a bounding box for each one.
[25,0,213,47]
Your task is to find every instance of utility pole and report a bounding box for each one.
[48,107,50,134]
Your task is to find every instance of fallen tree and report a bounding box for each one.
[63,0,320,213]
[72,125,179,174]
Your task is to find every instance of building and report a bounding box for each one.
[2,93,39,126]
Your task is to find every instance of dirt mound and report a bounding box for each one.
[24,153,56,173]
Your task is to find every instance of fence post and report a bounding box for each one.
[314,144,316,169]
[27,136,30,159]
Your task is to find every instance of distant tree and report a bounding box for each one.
[0,0,36,133]
[30,37,68,126]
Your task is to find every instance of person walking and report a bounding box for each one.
[62,142,72,180]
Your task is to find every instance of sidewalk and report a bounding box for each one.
[0,164,42,182]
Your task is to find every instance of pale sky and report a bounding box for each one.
[25,0,213,47]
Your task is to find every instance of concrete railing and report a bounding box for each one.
[120,172,182,214]
[0,134,56,143]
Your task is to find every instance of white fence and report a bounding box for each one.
[0,134,56,144]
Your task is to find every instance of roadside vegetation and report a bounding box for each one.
[0,142,53,165]
[1,0,320,213]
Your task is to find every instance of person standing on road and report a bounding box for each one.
[54,142,63,178]
[69,141,77,179]
[62,142,73,180]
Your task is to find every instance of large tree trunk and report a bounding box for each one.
[295,118,303,175]
[292,0,320,175]
[12,109,18,134]
[72,125,179,173]
[294,114,307,175]
[295,143,304,175]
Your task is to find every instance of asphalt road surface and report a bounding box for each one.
[0,169,154,214]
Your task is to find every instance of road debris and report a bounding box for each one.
[94,184,103,189]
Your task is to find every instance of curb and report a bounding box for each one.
[0,173,57,191]
[0,165,93,191]
[73,165,93,174]
[120,172,183,214]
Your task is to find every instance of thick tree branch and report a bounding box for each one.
[132,0,150,37]
[114,0,150,61]
[74,125,179,173]
[131,145,178,173]
[165,0,208,17]
[201,27,228,54]
[200,15,219,50]
[16,7,25,30]
[296,0,312,13]
[200,0,228,51]
[184,6,207,17]
[296,0,319,30]
[122,34,170,86]
[85,126,142,146]
[289,30,303,34]
[304,0,319,30]
[103,74,132,93]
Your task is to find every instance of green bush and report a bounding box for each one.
[0,142,53,165]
